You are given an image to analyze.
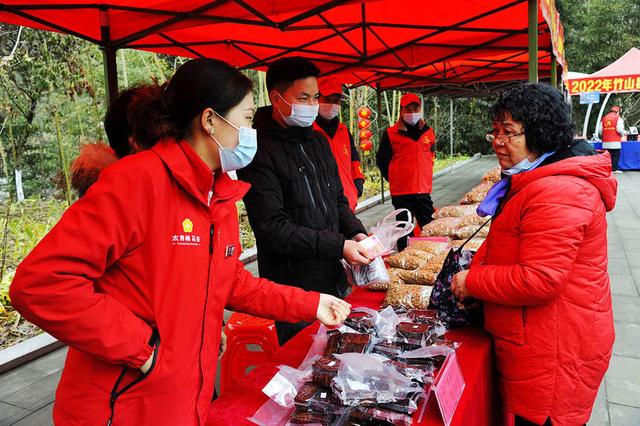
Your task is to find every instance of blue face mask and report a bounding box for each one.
[501,154,536,176]
[210,113,257,173]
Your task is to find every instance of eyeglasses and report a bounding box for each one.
[485,131,525,144]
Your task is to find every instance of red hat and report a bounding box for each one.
[318,77,345,97]
[610,105,621,113]
[400,93,421,107]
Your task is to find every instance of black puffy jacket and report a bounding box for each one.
[237,106,366,296]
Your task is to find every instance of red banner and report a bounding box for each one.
[540,0,567,74]
[567,74,640,95]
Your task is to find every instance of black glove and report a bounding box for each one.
[354,178,365,198]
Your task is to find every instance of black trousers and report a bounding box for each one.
[605,148,621,171]
[275,320,312,346]
[391,194,435,251]
[514,416,552,426]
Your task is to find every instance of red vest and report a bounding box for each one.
[387,124,436,196]
[601,112,621,142]
[314,122,360,211]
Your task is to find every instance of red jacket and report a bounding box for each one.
[313,121,364,211]
[9,140,320,425]
[385,123,436,196]
[466,153,617,425]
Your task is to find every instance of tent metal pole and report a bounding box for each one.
[528,0,538,82]
[100,9,118,106]
[376,84,385,204]
[449,98,454,158]
[550,52,558,88]
[582,103,593,139]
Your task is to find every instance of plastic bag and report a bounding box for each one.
[406,240,450,255]
[341,256,390,287]
[433,204,479,219]
[294,382,343,414]
[450,238,485,251]
[366,209,415,256]
[455,224,490,240]
[331,353,422,406]
[363,268,404,292]
[386,251,428,270]
[428,248,482,327]
[458,213,488,227]
[382,282,433,310]
[348,407,412,426]
[481,166,502,184]
[460,182,493,204]
[263,364,313,408]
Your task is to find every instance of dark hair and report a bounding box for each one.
[104,85,162,157]
[128,58,253,147]
[490,83,574,154]
[266,57,320,93]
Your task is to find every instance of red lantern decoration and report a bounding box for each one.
[357,106,372,119]
[359,129,373,140]
[360,139,373,152]
[358,118,370,129]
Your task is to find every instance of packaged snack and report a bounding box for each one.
[347,407,412,426]
[450,238,485,251]
[344,311,376,334]
[367,209,415,256]
[324,332,373,356]
[364,268,404,292]
[432,204,479,219]
[481,166,502,184]
[289,409,336,425]
[457,213,487,227]
[384,359,435,385]
[400,268,438,286]
[396,322,431,347]
[407,309,439,323]
[420,251,449,273]
[420,217,462,237]
[371,340,404,359]
[406,240,450,255]
[294,382,341,413]
[343,256,391,288]
[382,282,433,310]
[460,182,493,204]
[386,252,426,270]
[454,224,490,240]
[312,356,341,387]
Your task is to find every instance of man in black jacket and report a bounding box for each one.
[237,57,371,344]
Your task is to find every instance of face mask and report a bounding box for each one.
[318,103,340,120]
[402,112,422,126]
[210,112,257,173]
[502,153,535,176]
[276,92,319,127]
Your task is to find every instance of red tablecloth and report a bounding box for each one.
[208,288,498,425]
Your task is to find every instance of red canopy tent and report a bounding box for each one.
[566,47,640,95]
[0,0,566,99]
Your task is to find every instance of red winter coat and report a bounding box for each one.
[10,140,320,425]
[466,152,617,425]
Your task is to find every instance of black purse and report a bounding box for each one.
[428,217,491,327]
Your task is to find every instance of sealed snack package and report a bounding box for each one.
[460,181,493,204]
[396,322,432,347]
[364,268,404,292]
[455,224,490,240]
[324,332,373,356]
[386,251,427,270]
[348,406,412,426]
[420,217,462,237]
[382,282,433,310]
[342,256,390,288]
[366,209,415,256]
[432,204,479,219]
[263,364,313,408]
[312,356,341,387]
[398,340,459,367]
[294,382,342,414]
[481,166,502,184]
[400,267,439,286]
[288,409,337,425]
[407,309,439,324]
[331,353,422,406]
[371,340,405,359]
[458,213,488,227]
[420,251,449,273]
[450,238,485,251]
[405,240,450,255]
[344,310,376,334]
[384,359,435,385]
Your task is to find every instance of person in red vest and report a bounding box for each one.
[597,105,627,173]
[376,93,436,250]
[314,77,365,212]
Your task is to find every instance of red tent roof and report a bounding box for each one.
[0,0,566,93]
[589,48,640,79]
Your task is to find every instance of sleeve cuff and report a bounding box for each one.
[124,323,155,369]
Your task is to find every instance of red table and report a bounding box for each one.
[208,288,498,425]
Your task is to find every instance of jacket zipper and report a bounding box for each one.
[107,331,160,425]
[298,163,317,210]
[299,144,328,216]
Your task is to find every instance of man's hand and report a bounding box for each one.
[450,270,471,301]
[343,240,371,265]
[352,233,368,242]
[316,294,351,326]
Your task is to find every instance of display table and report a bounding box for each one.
[208,288,498,425]
[590,141,640,170]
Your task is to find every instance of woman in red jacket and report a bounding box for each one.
[451,83,617,426]
[10,58,351,425]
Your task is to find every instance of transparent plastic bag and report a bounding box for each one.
[433,204,479,219]
[383,282,433,310]
[341,256,390,287]
[331,353,422,406]
[365,209,415,256]
[421,217,462,237]
[263,364,313,408]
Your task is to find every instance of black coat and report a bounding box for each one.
[237,107,366,296]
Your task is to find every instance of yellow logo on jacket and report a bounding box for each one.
[422,135,432,145]
[182,218,193,233]
[343,144,349,157]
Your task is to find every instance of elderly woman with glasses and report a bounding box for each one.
[450,83,617,426]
